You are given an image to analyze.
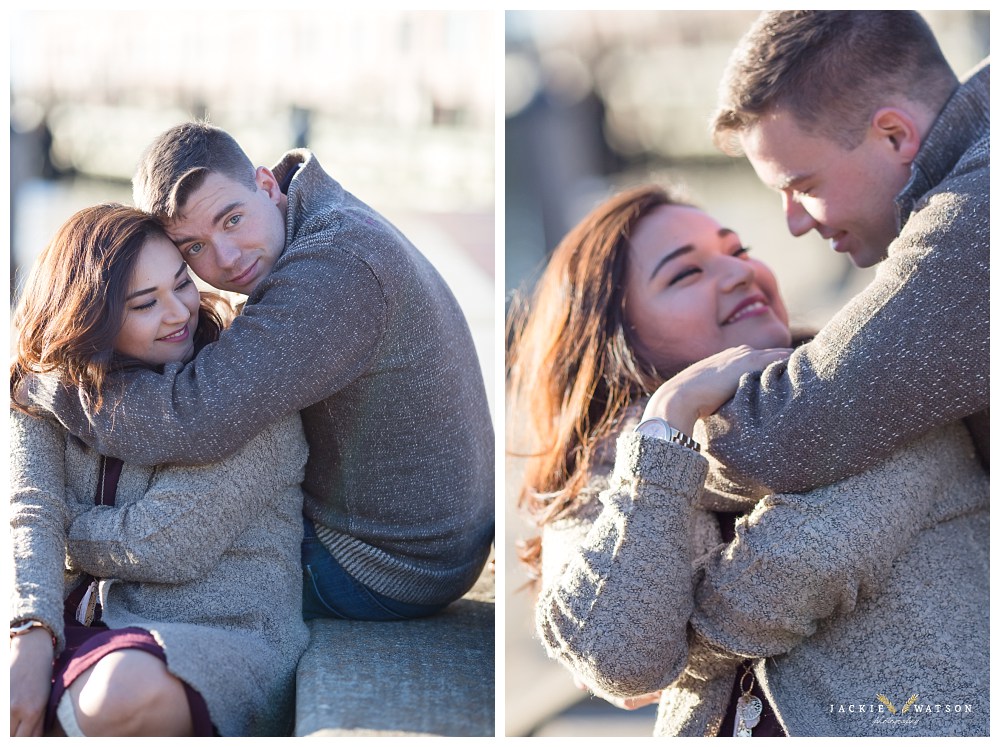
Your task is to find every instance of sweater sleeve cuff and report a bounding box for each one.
[611,431,708,499]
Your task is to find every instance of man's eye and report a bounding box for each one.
[227,215,241,227]
[187,243,203,256]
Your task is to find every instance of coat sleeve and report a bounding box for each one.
[535,422,986,699]
[689,422,987,659]
[65,414,308,584]
[9,409,70,653]
[26,242,385,466]
[535,432,710,700]
[702,167,989,494]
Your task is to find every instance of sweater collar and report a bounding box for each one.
[895,60,989,225]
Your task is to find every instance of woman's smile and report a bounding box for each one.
[157,325,191,343]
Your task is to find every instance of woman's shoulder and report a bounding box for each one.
[836,421,981,491]
[202,412,308,465]
[151,412,308,490]
[9,405,66,450]
[767,420,986,521]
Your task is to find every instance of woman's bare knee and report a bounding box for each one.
[67,650,193,736]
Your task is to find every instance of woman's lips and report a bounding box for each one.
[158,325,190,343]
[723,297,770,325]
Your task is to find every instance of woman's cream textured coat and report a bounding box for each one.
[10,409,310,736]
[537,422,988,736]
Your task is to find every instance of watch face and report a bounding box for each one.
[636,418,669,439]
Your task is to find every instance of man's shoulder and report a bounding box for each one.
[923,135,989,211]
[961,58,989,88]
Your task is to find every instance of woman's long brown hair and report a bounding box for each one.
[506,185,687,581]
[11,203,231,414]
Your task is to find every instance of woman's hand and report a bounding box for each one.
[643,345,792,435]
[574,676,661,710]
[606,690,662,710]
[10,628,55,737]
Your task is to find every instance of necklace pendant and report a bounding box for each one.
[734,693,763,737]
[75,580,99,626]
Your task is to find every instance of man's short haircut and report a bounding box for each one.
[133,121,259,221]
[711,11,958,155]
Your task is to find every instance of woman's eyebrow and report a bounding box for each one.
[649,244,694,282]
[126,263,186,301]
[648,228,736,282]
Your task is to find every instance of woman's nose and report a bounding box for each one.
[720,255,755,291]
[163,294,191,323]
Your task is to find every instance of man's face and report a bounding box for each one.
[165,169,287,294]
[739,111,914,268]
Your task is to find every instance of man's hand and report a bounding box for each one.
[10,628,55,737]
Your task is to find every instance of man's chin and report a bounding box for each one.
[848,245,888,269]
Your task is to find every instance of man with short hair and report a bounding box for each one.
[703,10,988,493]
[29,122,495,620]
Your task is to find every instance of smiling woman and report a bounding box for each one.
[623,203,790,379]
[12,206,228,411]
[506,183,792,574]
[114,238,201,366]
[10,203,310,737]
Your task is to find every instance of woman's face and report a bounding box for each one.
[113,235,201,366]
[624,204,791,376]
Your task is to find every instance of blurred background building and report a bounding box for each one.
[9,9,495,413]
[504,10,989,737]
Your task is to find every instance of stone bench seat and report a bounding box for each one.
[294,560,495,737]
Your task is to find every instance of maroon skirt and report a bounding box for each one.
[45,617,216,736]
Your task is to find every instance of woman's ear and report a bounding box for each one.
[870,107,922,164]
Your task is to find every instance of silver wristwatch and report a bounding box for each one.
[634,417,701,452]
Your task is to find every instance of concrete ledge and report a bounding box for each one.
[295,563,495,737]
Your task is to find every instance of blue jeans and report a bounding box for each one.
[301,517,446,621]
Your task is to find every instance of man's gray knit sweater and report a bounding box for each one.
[30,151,495,606]
[703,62,989,494]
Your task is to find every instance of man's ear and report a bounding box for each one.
[255,166,282,203]
[870,107,922,164]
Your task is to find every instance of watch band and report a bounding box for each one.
[634,417,701,452]
[10,618,56,644]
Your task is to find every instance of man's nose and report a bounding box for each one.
[215,237,241,269]
[782,193,819,237]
